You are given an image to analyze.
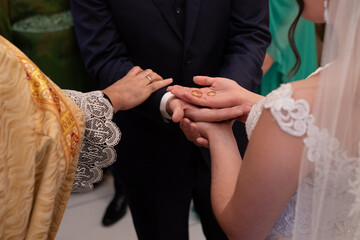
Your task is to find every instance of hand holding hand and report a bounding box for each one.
[184,104,252,123]
[167,96,251,123]
[180,118,235,148]
[168,76,258,108]
[166,97,197,123]
[102,66,173,112]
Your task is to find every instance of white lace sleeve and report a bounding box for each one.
[245,97,266,139]
[245,84,314,139]
[264,84,314,137]
[64,90,121,192]
[246,84,314,239]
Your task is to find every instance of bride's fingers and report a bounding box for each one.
[180,118,197,142]
[181,119,207,147]
[196,137,209,148]
[180,118,209,147]
[184,105,251,122]
[188,121,209,147]
[188,120,201,138]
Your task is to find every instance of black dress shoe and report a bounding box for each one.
[102,194,127,226]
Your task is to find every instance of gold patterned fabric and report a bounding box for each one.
[0,36,85,240]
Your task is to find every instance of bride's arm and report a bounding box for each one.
[226,110,302,239]
[187,109,303,239]
[222,110,302,239]
[205,123,243,228]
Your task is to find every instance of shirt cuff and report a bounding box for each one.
[160,92,174,121]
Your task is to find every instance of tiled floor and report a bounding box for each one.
[57,173,206,240]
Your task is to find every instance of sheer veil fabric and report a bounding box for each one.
[293,0,360,239]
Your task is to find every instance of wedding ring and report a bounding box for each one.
[207,90,216,96]
[145,75,152,81]
[191,90,203,98]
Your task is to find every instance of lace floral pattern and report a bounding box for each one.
[246,84,313,139]
[245,96,266,139]
[266,194,297,240]
[349,143,360,217]
[245,83,360,239]
[246,84,311,239]
[65,90,121,192]
[298,124,360,238]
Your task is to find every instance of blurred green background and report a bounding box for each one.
[0,0,93,91]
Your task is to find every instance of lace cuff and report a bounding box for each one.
[64,90,121,192]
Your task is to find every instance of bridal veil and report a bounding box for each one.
[293,0,360,239]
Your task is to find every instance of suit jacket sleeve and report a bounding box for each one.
[219,0,271,91]
[70,0,167,124]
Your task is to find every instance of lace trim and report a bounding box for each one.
[349,143,360,217]
[266,194,297,240]
[65,90,121,192]
[245,96,266,139]
[302,124,360,236]
[246,84,313,139]
[245,68,360,238]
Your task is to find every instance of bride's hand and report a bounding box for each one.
[184,104,252,123]
[180,118,234,148]
[102,66,173,112]
[168,76,260,109]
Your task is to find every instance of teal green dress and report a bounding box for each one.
[256,0,318,96]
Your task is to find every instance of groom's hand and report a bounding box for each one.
[168,76,262,109]
[166,96,195,123]
[168,76,244,108]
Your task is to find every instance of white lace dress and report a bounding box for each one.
[245,76,360,239]
[245,83,313,240]
[65,90,121,192]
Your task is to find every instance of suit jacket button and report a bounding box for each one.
[185,56,192,65]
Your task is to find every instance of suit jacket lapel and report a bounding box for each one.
[184,0,202,51]
[152,0,183,41]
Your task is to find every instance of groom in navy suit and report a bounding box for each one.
[70,0,270,239]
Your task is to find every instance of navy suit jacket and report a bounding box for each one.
[70,0,270,174]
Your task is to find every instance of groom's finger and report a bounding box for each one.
[193,76,216,86]
[171,104,184,123]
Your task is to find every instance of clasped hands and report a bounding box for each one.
[166,76,261,148]
[102,67,260,148]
